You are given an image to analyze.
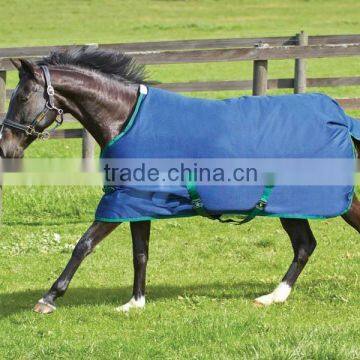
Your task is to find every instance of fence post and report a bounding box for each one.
[294,31,308,93]
[0,71,6,112]
[0,70,6,219]
[252,43,268,96]
[252,59,268,96]
[82,128,96,159]
[82,128,96,173]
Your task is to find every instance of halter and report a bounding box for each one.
[0,66,64,141]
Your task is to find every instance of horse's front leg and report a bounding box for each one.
[116,221,150,312]
[34,221,119,314]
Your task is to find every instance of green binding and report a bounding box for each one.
[186,172,275,224]
[185,172,215,219]
[102,185,116,194]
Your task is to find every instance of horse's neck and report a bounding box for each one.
[51,68,139,148]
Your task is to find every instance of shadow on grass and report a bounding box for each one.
[3,219,90,227]
[0,281,271,318]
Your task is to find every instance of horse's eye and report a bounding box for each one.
[19,95,29,102]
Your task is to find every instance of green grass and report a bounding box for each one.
[0,1,360,358]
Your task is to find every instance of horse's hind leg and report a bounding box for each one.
[116,221,150,312]
[34,221,119,314]
[254,218,317,306]
[342,195,360,233]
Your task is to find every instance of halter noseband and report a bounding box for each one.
[0,65,64,141]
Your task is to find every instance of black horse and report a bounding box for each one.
[1,47,359,314]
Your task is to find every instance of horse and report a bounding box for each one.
[1,47,359,314]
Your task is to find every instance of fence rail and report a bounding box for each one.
[1,43,360,69]
[1,92,360,131]
[4,76,360,99]
[1,34,360,59]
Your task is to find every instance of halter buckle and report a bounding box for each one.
[38,131,50,140]
[47,85,55,96]
[25,125,36,136]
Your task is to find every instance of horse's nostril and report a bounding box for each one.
[0,147,4,158]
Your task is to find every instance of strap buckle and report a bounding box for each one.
[256,199,267,211]
[191,198,203,209]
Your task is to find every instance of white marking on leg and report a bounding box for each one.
[272,282,292,302]
[254,282,292,306]
[116,296,145,312]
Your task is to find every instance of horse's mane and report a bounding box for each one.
[36,46,147,84]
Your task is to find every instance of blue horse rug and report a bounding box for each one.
[95,85,360,223]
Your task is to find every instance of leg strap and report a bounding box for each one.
[219,184,273,225]
[186,172,216,219]
[185,172,274,225]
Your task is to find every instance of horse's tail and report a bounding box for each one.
[353,138,360,158]
[348,116,360,157]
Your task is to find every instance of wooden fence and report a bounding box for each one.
[1,31,360,160]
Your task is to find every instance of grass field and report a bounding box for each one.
[0,1,360,359]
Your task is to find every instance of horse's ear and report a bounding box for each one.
[19,59,36,76]
[10,59,21,71]
[17,58,42,81]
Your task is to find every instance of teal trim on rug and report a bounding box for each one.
[100,92,145,158]
[95,213,196,223]
[95,207,346,223]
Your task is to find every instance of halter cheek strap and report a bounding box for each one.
[42,65,60,113]
[0,65,64,140]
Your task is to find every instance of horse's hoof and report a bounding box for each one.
[254,283,292,307]
[253,299,267,307]
[34,298,56,314]
[253,293,274,307]
[115,296,145,312]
